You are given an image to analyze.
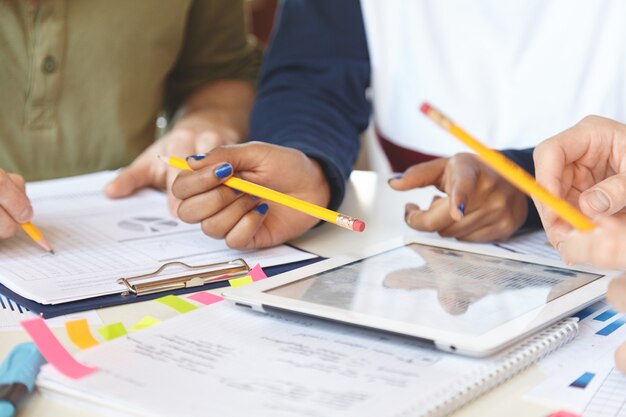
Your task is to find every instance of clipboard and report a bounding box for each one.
[0,257,322,318]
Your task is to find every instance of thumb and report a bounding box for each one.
[104,163,155,198]
[579,172,626,218]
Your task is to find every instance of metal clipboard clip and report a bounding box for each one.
[118,258,250,297]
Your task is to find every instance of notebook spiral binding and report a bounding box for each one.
[397,318,579,417]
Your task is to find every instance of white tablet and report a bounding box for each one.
[222,236,616,357]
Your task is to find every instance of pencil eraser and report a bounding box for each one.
[352,220,366,232]
[420,102,432,115]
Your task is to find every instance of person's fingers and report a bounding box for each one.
[615,341,626,374]
[198,196,260,240]
[405,199,455,233]
[177,184,242,224]
[0,207,19,239]
[172,162,233,200]
[104,161,159,199]
[579,173,626,218]
[388,158,448,191]
[0,170,32,223]
[223,203,269,249]
[438,211,498,240]
[607,274,626,312]
[8,173,26,191]
[559,218,626,268]
[444,155,480,221]
[186,142,273,173]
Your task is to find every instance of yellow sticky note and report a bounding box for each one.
[97,322,127,341]
[156,295,198,314]
[228,275,253,288]
[65,319,100,350]
[130,316,161,331]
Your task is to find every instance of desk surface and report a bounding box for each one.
[0,171,563,417]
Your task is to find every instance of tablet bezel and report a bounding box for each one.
[221,236,616,357]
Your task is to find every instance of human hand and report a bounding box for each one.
[105,125,238,215]
[606,274,626,373]
[557,217,626,268]
[172,142,331,249]
[534,116,626,247]
[388,154,528,242]
[0,170,33,238]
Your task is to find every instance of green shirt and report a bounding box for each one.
[0,0,261,180]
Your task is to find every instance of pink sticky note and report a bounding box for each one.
[187,292,224,305]
[250,264,268,282]
[21,318,98,379]
[547,411,581,417]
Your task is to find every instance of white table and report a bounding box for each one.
[0,171,564,417]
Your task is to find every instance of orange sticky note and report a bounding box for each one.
[250,264,267,282]
[65,319,100,350]
[187,292,223,305]
[21,318,97,379]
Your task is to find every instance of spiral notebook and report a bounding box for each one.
[37,303,578,417]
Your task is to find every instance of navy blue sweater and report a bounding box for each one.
[249,0,540,229]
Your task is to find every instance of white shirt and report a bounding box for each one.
[360,0,626,156]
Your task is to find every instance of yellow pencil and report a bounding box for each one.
[420,102,595,232]
[21,222,54,254]
[162,156,366,232]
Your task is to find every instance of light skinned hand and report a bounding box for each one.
[388,153,528,242]
[172,142,331,249]
[0,170,33,239]
[607,274,626,373]
[533,115,626,248]
[104,125,238,215]
[558,216,626,268]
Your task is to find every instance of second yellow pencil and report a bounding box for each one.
[162,156,366,232]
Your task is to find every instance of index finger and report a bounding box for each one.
[172,162,233,200]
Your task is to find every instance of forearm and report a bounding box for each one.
[173,79,256,142]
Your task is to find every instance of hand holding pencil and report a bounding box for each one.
[169,142,364,249]
[0,171,53,253]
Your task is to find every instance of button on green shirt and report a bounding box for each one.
[0,0,261,180]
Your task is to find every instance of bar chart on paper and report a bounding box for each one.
[582,368,626,417]
[525,301,626,414]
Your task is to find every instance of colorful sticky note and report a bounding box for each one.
[229,275,253,288]
[187,292,223,305]
[250,264,268,282]
[97,322,128,341]
[21,318,97,379]
[156,295,198,313]
[65,319,100,350]
[130,316,161,331]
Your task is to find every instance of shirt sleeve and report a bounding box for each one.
[249,0,371,210]
[165,0,263,115]
[500,148,542,230]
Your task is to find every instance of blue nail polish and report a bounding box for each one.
[214,163,233,179]
[232,189,242,195]
[186,154,206,161]
[255,203,269,215]
[458,203,465,216]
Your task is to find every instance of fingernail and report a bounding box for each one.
[388,174,404,184]
[18,206,33,223]
[588,190,610,213]
[214,163,233,179]
[232,189,242,195]
[255,203,269,215]
[458,203,465,217]
[556,241,563,252]
[186,154,206,161]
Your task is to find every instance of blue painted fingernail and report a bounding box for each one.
[255,203,269,215]
[214,163,233,179]
[458,203,465,216]
[186,154,206,161]
[232,189,242,195]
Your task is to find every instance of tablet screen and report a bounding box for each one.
[265,244,602,336]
